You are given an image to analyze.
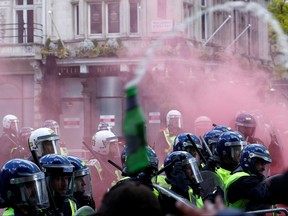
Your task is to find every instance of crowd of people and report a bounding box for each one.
[0,110,288,216]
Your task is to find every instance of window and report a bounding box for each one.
[73,4,79,36]
[15,0,34,43]
[129,1,140,34]
[89,1,120,35]
[107,3,120,33]
[183,3,193,37]
[201,13,207,40]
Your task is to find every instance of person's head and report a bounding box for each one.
[97,181,162,216]
[203,129,223,155]
[67,156,94,205]
[0,159,49,211]
[18,126,34,145]
[166,109,182,136]
[43,120,60,136]
[235,113,256,139]
[29,127,59,158]
[39,154,74,198]
[194,115,212,137]
[216,131,247,169]
[121,145,158,177]
[2,114,19,135]
[92,130,120,158]
[164,151,203,185]
[240,144,272,177]
[173,132,202,161]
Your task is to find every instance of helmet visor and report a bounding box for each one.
[39,140,59,156]
[10,121,19,134]
[11,172,49,209]
[74,174,93,197]
[237,125,255,138]
[183,158,203,183]
[107,137,120,157]
[225,141,247,162]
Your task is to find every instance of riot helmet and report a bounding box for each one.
[235,113,256,139]
[164,151,203,184]
[216,131,247,165]
[29,127,59,158]
[92,130,120,158]
[67,155,95,209]
[213,125,232,133]
[203,129,223,155]
[166,110,182,136]
[121,145,159,177]
[240,144,271,177]
[194,116,212,137]
[40,154,74,198]
[43,120,60,136]
[18,127,34,145]
[173,133,202,160]
[0,159,49,210]
[2,114,19,135]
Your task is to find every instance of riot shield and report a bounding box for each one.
[200,170,225,200]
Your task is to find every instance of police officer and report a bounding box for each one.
[86,130,122,207]
[67,155,96,210]
[173,132,204,168]
[161,151,204,209]
[235,112,284,175]
[40,154,77,216]
[28,127,60,162]
[155,109,184,165]
[10,126,34,159]
[203,131,247,184]
[0,158,50,215]
[226,144,273,212]
[0,114,19,166]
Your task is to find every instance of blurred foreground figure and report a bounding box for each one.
[175,197,253,216]
[0,159,50,216]
[155,109,184,165]
[0,114,19,166]
[95,181,162,216]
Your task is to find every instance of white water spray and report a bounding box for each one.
[125,1,288,89]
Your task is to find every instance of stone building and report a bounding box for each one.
[0,0,273,151]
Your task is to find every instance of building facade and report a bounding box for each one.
[0,0,272,151]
